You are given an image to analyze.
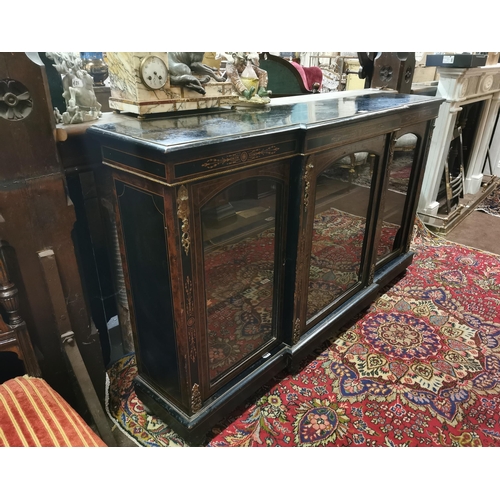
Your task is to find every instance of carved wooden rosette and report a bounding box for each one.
[0,79,33,121]
[177,185,191,255]
[190,383,202,413]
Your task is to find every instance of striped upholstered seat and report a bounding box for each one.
[0,376,106,447]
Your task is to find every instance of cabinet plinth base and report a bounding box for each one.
[134,345,289,446]
[134,252,415,445]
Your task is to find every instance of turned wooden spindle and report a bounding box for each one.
[0,243,41,377]
[0,255,23,327]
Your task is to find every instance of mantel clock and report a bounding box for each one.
[104,52,236,117]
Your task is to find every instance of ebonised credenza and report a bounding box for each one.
[87,90,444,444]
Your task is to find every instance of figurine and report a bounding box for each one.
[46,52,102,124]
[53,107,63,124]
[168,52,226,95]
[224,53,272,102]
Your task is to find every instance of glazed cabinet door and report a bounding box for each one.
[374,122,430,270]
[190,161,289,397]
[292,135,388,340]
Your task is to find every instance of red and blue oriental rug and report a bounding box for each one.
[106,220,500,446]
[475,184,500,218]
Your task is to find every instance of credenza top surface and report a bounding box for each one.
[87,90,443,152]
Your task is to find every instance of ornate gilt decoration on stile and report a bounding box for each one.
[177,185,191,255]
[292,318,301,345]
[184,276,197,363]
[292,161,315,341]
[201,146,280,169]
[293,235,306,340]
[368,263,376,285]
[303,163,314,211]
[191,383,202,413]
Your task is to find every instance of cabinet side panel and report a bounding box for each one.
[115,180,182,403]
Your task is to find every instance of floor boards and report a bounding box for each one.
[444,209,500,255]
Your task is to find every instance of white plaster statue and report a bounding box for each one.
[46,52,102,124]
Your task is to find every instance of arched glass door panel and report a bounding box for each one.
[201,177,281,383]
[377,133,418,263]
[307,152,378,320]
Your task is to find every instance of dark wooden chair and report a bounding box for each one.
[0,246,41,383]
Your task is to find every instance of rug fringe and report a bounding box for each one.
[414,215,500,257]
[475,207,500,218]
[104,373,143,447]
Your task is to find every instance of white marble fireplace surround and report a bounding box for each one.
[418,64,500,216]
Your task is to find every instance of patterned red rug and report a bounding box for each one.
[106,220,500,446]
[307,208,397,318]
[475,184,500,218]
[204,207,396,380]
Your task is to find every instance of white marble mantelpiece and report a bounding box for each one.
[418,64,500,215]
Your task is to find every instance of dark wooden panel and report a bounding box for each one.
[0,53,60,181]
[0,175,107,413]
[0,53,107,422]
[103,147,166,178]
[173,137,298,181]
[115,180,183,406]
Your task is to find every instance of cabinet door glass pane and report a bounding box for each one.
[307,152,377,320]
[202,178,279,382]
[377,133,417,262]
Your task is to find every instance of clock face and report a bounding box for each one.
[140,55,168,90]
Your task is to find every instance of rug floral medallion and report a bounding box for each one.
[106,221,500,447]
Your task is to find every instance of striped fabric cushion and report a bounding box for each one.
[0,376,106,447]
